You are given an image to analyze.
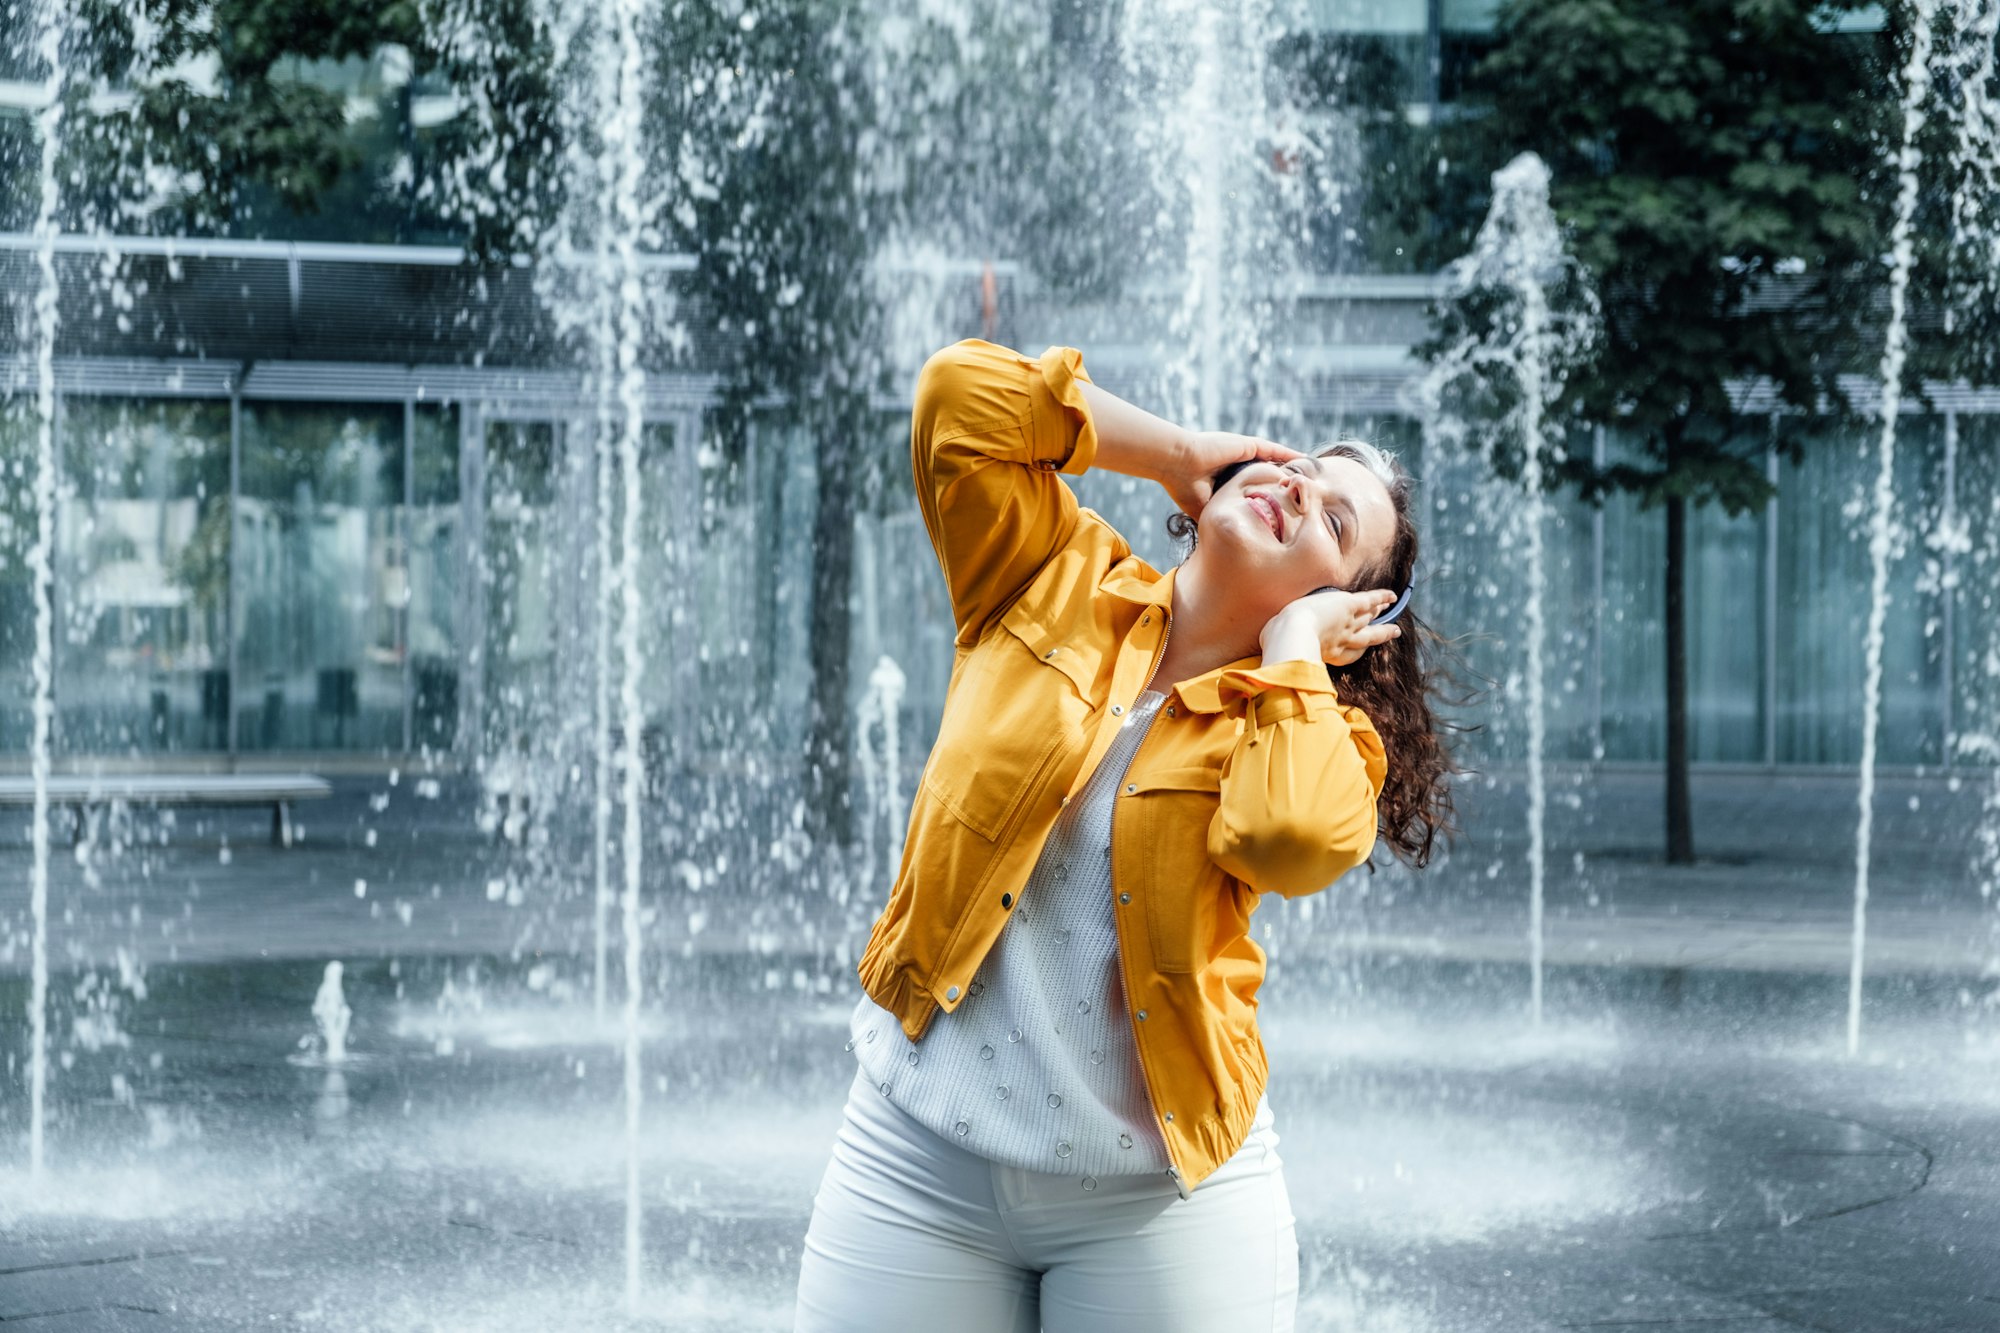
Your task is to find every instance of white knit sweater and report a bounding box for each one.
[850,690,1174,1180]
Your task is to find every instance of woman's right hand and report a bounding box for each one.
[1161,431,1304,520]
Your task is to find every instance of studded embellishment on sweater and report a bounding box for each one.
[850,690,1173,1180]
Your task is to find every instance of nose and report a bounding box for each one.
[1283,474,1309,513]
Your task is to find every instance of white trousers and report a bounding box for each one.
[794,1066,1298,1332]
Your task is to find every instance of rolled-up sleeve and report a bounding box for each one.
[1205,660,1388,898]
[910,340,1098,644]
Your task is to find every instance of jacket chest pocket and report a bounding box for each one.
[1123,765,1241,973]
[920,611,1099,842]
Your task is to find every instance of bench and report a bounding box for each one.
[0,774,333,847]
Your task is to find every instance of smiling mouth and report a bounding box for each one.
[1246,493,1284,540]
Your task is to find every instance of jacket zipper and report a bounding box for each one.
[1110,605,1191,1200]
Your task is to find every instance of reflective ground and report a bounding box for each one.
[3,770,1997,1331]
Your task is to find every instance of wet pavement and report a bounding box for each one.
[1,766,1996,1330]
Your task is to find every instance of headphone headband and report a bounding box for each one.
[1370,582,1415,627]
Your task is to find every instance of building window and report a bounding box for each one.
[235,402,407,751]
[57,397,233,753]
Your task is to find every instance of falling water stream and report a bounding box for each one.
[1411,154,1594,1024]
[603,0,653,1307]
[24,0,67,1184]
[1852,0,1939,1059]
[1514,244,1551,1029]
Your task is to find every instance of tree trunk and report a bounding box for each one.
[806,414,855,846]
[1664,490,1695,864]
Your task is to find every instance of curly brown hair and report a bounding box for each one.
[1166,441,1461,868]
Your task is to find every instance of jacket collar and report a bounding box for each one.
[1098,557,1174,609]
[1099,562,1264,715]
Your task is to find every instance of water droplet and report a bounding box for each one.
[1118,1133,1134,1149]
[1047,1093,1062,1109]
[879,1082,891,1097]
[1056,928,1071,944]
[979,1044,994,1061]
[1075,999,1090,1014]
[843,1038,854,1051]
[1081,1176,1097,1191]
[1008,1027,1022,1043]
[865,1029,876,1043]
[996,1084,1010,1100]
[1055,1141,1072,1159]
[955,1120,970,1137]
[969,981,984,997]
[907,1050,918,1067]
[1089,1049,1105,1065]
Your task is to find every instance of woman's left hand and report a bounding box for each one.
[1259,587,1403,668]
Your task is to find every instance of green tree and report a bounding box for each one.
[1421,0,1904,862]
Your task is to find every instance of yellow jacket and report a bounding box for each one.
[856,339,1388,1194]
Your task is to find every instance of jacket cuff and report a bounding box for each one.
[1032,345,1099,476]
[1216,659,1340,722]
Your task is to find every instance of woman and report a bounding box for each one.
[794,340,1455,1332]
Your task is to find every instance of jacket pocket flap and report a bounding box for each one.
[1001,606,1101,700]
[1129,765,1221,794]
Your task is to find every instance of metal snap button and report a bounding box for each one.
[945,985,960,1001]
[1118,892,1130,905]
[1081,1176,1097,1191]
[1165,1112,1175,1123]
[1124,784,1136,795]
[1001,893,1012,908]
[1111,704,1124,716]
[1136,1010,1148,1021]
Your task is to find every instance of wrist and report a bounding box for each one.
[1259,609,1319,665]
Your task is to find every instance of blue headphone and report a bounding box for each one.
[1371,583,1415,626]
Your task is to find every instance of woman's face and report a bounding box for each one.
[1194,453,1399,609]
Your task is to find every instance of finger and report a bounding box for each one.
[1247,438,1304,463]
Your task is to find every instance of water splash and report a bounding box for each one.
[1853,0,1940,1060]
[856,655,909,887]
[1931,2,2000,1010]
[1410,152,1599,1026]
[312,962,353,1066]
[24,0,68,1184]
[1117,0,1320,435]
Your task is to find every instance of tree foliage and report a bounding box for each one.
[1424,0,1904,517]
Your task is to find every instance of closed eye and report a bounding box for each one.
[1288,462,1341,541]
